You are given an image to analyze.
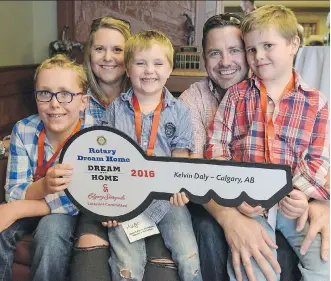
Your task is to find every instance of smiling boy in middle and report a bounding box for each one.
[100,30,203,281]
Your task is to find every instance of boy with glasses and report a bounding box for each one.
[0,54,92,281]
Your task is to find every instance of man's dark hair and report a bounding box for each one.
[202,13,243,52]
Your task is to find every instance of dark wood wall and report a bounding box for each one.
[0,65,38,138]
[57,0,206,95]
[0,0,203,138]
[58,1,196,47]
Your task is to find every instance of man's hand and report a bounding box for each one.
[0,203,19,232]
[297,200,330,261]
[219,207,281,281]
[42,164,73,195]
[102,220,121,228]
[237,202,265,218]
[170,192,189,207]
[279,189,308,219]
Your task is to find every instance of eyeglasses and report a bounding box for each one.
[91,16,131,30]
[34,90,83,103]
[204,13,242,32]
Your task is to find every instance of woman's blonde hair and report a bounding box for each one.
[35,54,88,94]
[84,17,131,104]
[240,5,298,42]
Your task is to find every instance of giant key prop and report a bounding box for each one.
[59,126,292,222]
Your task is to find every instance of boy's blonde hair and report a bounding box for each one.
[84,17,131,104]
[34,54,88,94]
[240,5,298,42]
[124,30,174,69]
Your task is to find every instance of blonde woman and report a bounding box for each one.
[82,16,131,124]
[71,17,183,281]
[70,16,131,281]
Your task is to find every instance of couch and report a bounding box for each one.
[0,157,301,281]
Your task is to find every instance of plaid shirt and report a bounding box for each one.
[5,114,95,215]
[179,77,225,156]
[206,71,330,200]
[102,87,194,223]
[80,88,107,125]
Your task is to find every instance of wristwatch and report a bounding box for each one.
[0,141,5,160]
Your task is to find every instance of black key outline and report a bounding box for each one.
[59,126,292,222]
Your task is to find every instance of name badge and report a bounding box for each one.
[122,213,160,243]
[59,126,292,222]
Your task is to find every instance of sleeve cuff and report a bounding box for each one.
[293,174,330,200]
[205,144,231,160]
[7,182,30,202]
[143,200,171,224]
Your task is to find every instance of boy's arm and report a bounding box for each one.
[172,148,189,158]
[292,101,330,200]
[171,148,189,206]
[5,124,34,202]
[170,102,195,155]
[6,122,77,215]
[25,164,73,200]
[0,200,50,232]
[25,178,49,200]
[205,89,236,160]
[2,199,50,219]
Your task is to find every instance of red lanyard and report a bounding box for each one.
[132,94,163,156]
[33,120,81,181]
[101,101,109,108]
[260,75,294,162]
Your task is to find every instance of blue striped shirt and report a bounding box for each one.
[101,87,194,223]
[5,113,95,215]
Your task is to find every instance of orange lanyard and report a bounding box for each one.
[260,75,294,162]
[132,94,163,156]
[101,102,109,108]
[34,120,81,181]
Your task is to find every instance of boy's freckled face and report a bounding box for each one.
[244,27,298,82]
[126,43,173,97]
[35,67,88,139]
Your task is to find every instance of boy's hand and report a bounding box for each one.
[42,164,73,195]
[102,220,121,228]
[170,192,189,206]
[0,203,19,232]
[237,202,265,218]
[279,189,308,219]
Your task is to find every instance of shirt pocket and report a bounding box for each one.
[275,102,316,155]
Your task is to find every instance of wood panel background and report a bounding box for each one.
[58,1,196,46]
[0,65,38,138]
[57,0,205,94]
[57,0,198,64]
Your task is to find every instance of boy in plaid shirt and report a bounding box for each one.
[0,54,92,281]
[206,5,329,281]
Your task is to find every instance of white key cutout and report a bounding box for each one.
[60,126,292,222]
